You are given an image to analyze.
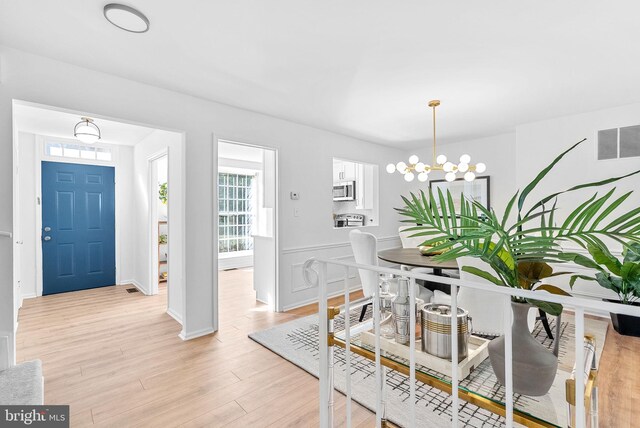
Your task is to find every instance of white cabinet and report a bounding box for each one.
[333,160,357,183]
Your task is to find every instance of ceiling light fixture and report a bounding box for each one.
[104,3,150,33]
[74,117,101,144]
[387,100,486,183]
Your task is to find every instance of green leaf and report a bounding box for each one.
[595,272,618,292]
[591,191,633,229]
[623,243,640,263]
[518,138,587,213]
[569,274,596,287]
[526,299,563,316]
[587,244,622,275]
[501,192,518,228]
[461,266,504,286]
[524,170,640,219]
[557,252,604,271]
[620,262,640,283]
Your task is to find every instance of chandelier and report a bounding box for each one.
[387,100,486,182]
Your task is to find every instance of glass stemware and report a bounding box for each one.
[379,273,396,339]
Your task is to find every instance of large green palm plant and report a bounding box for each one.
[396,139,640,315]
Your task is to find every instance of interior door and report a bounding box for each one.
[41,161,116,295]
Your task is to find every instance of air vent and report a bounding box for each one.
[597,125,640,160]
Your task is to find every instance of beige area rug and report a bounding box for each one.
[250,307,608,428]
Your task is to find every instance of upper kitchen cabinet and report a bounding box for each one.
[332,158,379,227]
[333,159,357,183]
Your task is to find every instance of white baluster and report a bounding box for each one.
[374,277,382,428]
[575,307,585,428]
[409,277,416,427]
[450,283,459,427]
[343,266,352,428]
[318,262,331,427]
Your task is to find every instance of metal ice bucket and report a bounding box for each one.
[421,304,469,362]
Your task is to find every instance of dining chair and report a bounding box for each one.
[398,225,427,249]
[398,226,437,296]
[350,229,432,321]
[433,256,541,336]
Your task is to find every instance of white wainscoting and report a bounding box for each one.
[278,235,401,311]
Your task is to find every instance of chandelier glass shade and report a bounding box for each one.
[387,100,486,182]
[74,117,101,144]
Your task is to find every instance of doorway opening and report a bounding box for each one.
[149,153,169,309]
[216,140,278,327]
[10,100,187,366]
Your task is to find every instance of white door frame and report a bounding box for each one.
[148,149,169,299]
[212,135,280,331]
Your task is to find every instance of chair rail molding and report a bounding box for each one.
[281,235,400,255]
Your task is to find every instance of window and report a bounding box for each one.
[218,173,255,254]
[45,141,113,162]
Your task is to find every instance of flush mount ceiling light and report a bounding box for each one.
[104,3,149,33]
[74,117,101,144]
[387,100,487,183]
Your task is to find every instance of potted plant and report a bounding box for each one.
[159,182,168,204]
[566,243,640,336]
[396,138,640,395]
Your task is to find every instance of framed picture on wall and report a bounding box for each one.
[429,176,491,211]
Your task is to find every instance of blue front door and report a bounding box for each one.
[42,161,116,295]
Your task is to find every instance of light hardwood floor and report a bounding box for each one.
[16,270,640,427]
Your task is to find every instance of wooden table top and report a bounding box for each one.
[377,247,459,270]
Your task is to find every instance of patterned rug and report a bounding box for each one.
[249,306,608,427]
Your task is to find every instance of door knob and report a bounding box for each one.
[43,236,51,241]
[44,226,51,232]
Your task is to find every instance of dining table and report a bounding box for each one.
[377,247,458,276]
[377,247,459,294]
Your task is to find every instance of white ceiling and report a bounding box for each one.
[3,1,640,148]
[13,102,157,145]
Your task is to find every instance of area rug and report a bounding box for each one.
[249,305,608,427]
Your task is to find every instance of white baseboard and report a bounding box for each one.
[121,279,151,296]
[179,326,215,341]
[281,284,362,312]
[20,293,37,300]
[166,307,183,324]
[218,254,253,270]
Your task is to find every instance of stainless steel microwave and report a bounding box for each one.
[333,181,356,201]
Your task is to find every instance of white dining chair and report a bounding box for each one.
[350,229,432,321]
[398,225,427,249]
[397,225,438,293]
[432,256,536,336]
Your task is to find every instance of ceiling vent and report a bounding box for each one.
[598,125,640,160]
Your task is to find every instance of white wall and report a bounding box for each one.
[132,129,184,327]
[17,132,36,299]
